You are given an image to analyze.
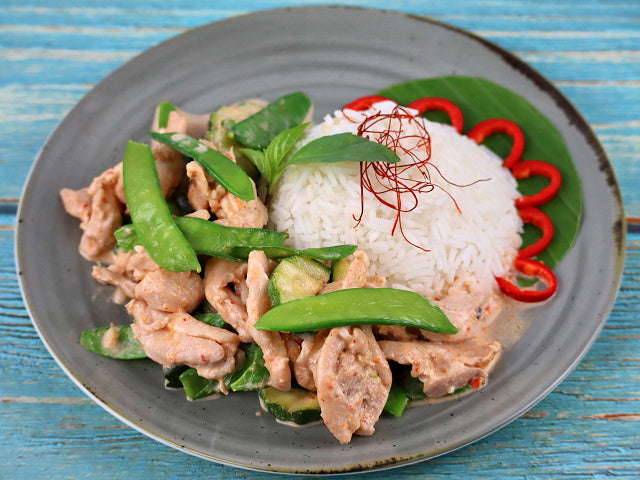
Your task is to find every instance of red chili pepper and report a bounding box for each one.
[467,118,525,169]
[343,95,391,111]
[518,206,554,258]
[407,97,464,134]
[495,257,558,303]
[512,160,562,208]
[469,377,483,389]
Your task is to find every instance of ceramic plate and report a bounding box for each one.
[16,6,625,474]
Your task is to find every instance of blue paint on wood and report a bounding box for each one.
[1,1,638,478]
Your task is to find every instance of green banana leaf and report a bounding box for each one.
[378,76,582,269]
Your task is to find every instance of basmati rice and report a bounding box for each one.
[269,101,522,299]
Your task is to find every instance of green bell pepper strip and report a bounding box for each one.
[148,131,255,202]
[254,288,458,334]
[122,141,201,273]
[79,324,146,360]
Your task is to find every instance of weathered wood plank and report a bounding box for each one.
[1,1,638,477]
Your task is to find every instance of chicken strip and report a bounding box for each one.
[203,257,252,342]
[245,251,291,391]
[422,279,502,344]
[378,339,502,398]
[315,326,392,444]
[127,300,241,388]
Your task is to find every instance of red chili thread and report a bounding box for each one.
[348,104,485,252]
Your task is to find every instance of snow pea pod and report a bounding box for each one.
[148,131,255,202]
[229,244,357,261]
[114,218,288,261]
[254,288,458,334]
[123,141,201,272]
[80,324,146,360]
[173,216,287,260]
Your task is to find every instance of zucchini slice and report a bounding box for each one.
[258,387,321,425]
[267,255,330,306]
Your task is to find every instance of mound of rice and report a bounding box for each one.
[269,101,522,299]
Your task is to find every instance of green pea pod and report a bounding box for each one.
[154,101,176,130]
[229,244,357,261]
[230,92,312,150]
[254,288,458,334]
[80,324,146,360]
[148,131,255,202]
[123,141,201,272]
[174,217,288,260]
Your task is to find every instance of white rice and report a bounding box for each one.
[269,101,522,299]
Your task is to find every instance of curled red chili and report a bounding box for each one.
[518,207,554,258]
[512,160,562,208]
[495,257,558,303]
[343,95,391,111]
[407,97,464,134]
[467,118,525,169]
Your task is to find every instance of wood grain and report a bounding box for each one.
[1,1,638,478]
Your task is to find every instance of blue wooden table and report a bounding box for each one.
[2,1,638,478]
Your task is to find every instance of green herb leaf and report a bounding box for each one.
[231,92,312,149]
[378,76,582,268]
[286,132,401,167]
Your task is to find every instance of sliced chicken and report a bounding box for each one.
[315,326,392,444]
[291,331,327,391]
[134,269,204,313]
[378,339,502,398]
[321,250,386,294]
[150,109,189,199]
[92,247,160,301]
[245,251,291,390]
[127,299,241,389]
[61,167,123,262]
[203,257,253,342]
[422,279,502,344]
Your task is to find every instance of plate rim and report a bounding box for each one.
[15,5,627,474]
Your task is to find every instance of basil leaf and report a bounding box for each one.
[286,133,401,167]
[240,148,270,180]
[265,122,310,167]
[231,92,312,149]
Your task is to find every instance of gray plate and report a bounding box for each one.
[16,6,625,474]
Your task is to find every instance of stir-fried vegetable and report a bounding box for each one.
[80,324,146,360]
[122,141,201,273]
[230,92,312,149]
[149,131,256,202]
[255,288,458,334]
